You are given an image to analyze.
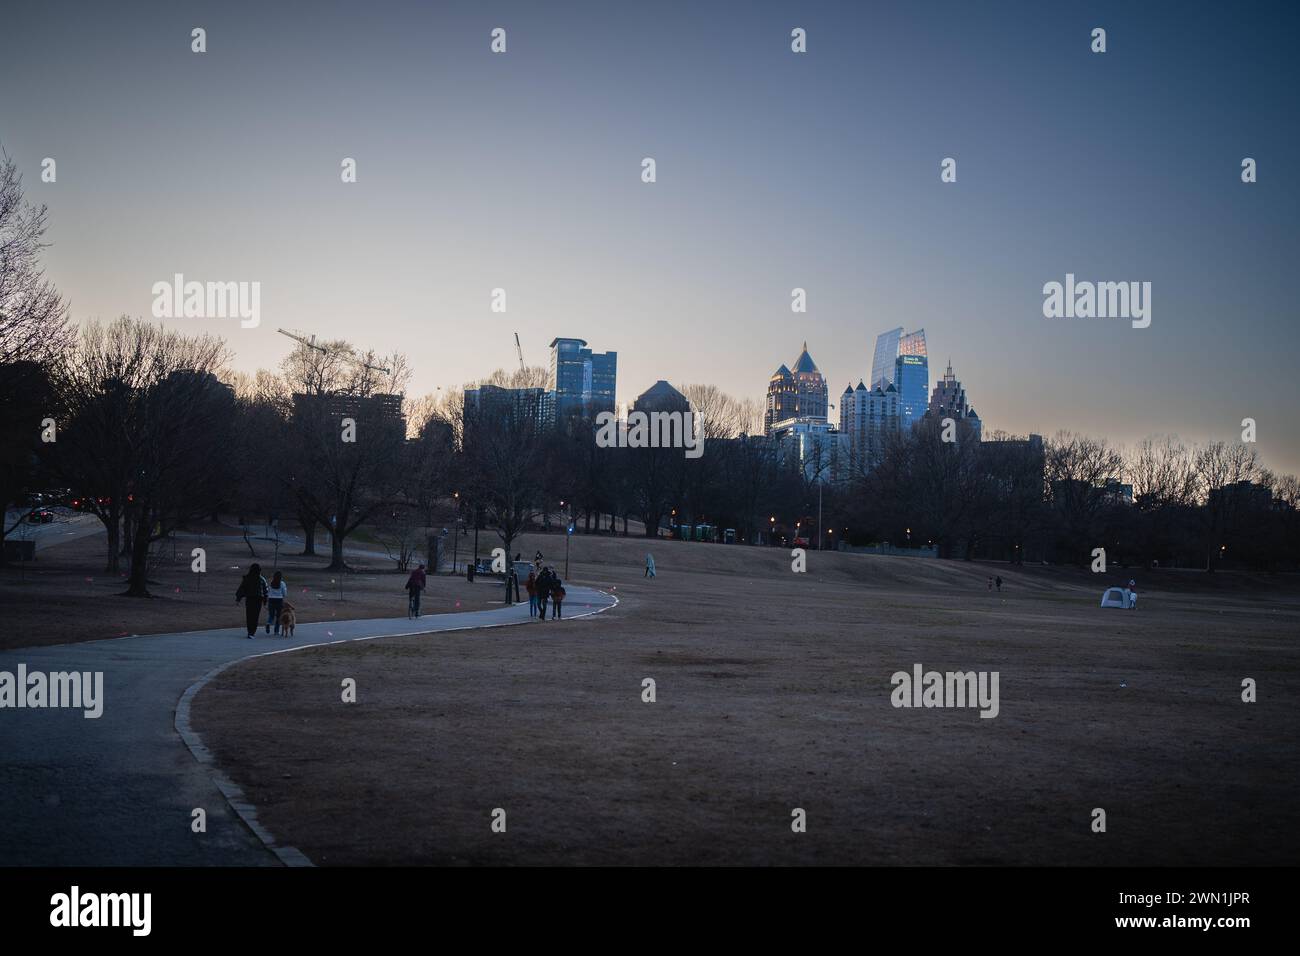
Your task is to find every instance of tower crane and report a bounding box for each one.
[276,328,391,375]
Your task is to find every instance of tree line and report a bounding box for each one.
[2,156,1296,593]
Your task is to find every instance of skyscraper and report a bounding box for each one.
[764,342,828,435]
[765,364,797,433]
[927,360,982,441]
[893,351,929,431]
[548,337,617,423]
[839,379,899,472]
[870,327,927,390]
[868,327,928,432]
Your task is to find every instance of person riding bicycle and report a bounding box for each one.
[405,563,427,617]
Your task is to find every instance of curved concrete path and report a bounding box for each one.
[0,585,616,866]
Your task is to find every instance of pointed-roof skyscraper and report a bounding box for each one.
[765,341,829,435]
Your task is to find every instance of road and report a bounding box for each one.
[3,510,104,549]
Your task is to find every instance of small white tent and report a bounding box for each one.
[1100,587,1131,609]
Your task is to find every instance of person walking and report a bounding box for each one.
[645,553,656,578]
[551,578,566,619]
[987,576,993,591]
[526,568,538,618]
[405,563,427,618]
[536,567,552,620]
[995,575,1003,593]
[236,563,268,640]
[266,570,288,635]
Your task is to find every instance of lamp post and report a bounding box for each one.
[473,503,480,573]
[816,480,823,551]
[451,492,460,574]
[565,520,573,578]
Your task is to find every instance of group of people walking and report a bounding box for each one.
[237,549,574,639]
[525,563,566,620]
[235,564,292,639]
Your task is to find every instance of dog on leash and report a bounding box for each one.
[279,602,297,638]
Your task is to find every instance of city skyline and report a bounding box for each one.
[2,1,1297,471]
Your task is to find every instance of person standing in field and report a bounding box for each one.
[645,553,656,578]
[266,570,288,635]
[995,575,1002,593]
[236,563,268,640]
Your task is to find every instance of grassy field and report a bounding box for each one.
[0,520,496,649]
[189,532,1300,866]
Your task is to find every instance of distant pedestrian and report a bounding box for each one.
[1127,578,1137,609]
[536,567,553,620]
[405,563,427,617]
[236,563,268,639]
[645,553,656,578]
[504,566,518,606]
[987,576,993,591]
[266,570,288,635]
[995,575,1002,593]
[526,569,538,617]
[552,578,566,619]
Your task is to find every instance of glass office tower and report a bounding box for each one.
[871,327,927,391]
[548,337,617,423]
[893,353,930,431]
[870,328,902,389]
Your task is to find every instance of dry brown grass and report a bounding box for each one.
[190,533,1300,865]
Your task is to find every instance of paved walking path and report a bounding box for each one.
[0,585,616,866]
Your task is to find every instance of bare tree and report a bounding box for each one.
[0,152,72,367]
[279,340,409,571]
[51,318,232,593]
[1044,431,1125,565]
[0,361,55,562]
[1194,440,1259,572]
[462,396,546,561]
[482,365,548,391]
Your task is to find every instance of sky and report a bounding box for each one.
[3,0,1298,472]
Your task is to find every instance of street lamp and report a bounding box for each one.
[565,519,574,578]
[451,491,461,573]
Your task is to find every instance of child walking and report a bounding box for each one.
[266,570,288,634]
[552,579,566,619]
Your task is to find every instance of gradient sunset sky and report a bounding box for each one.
[4,1,1298,471]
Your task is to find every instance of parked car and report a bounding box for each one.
[27,509,55,524]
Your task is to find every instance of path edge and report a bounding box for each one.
[173,587,619,868]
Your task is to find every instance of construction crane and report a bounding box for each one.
[514,331,525,371]
[276,327,391,374]
[276,328,326,353]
